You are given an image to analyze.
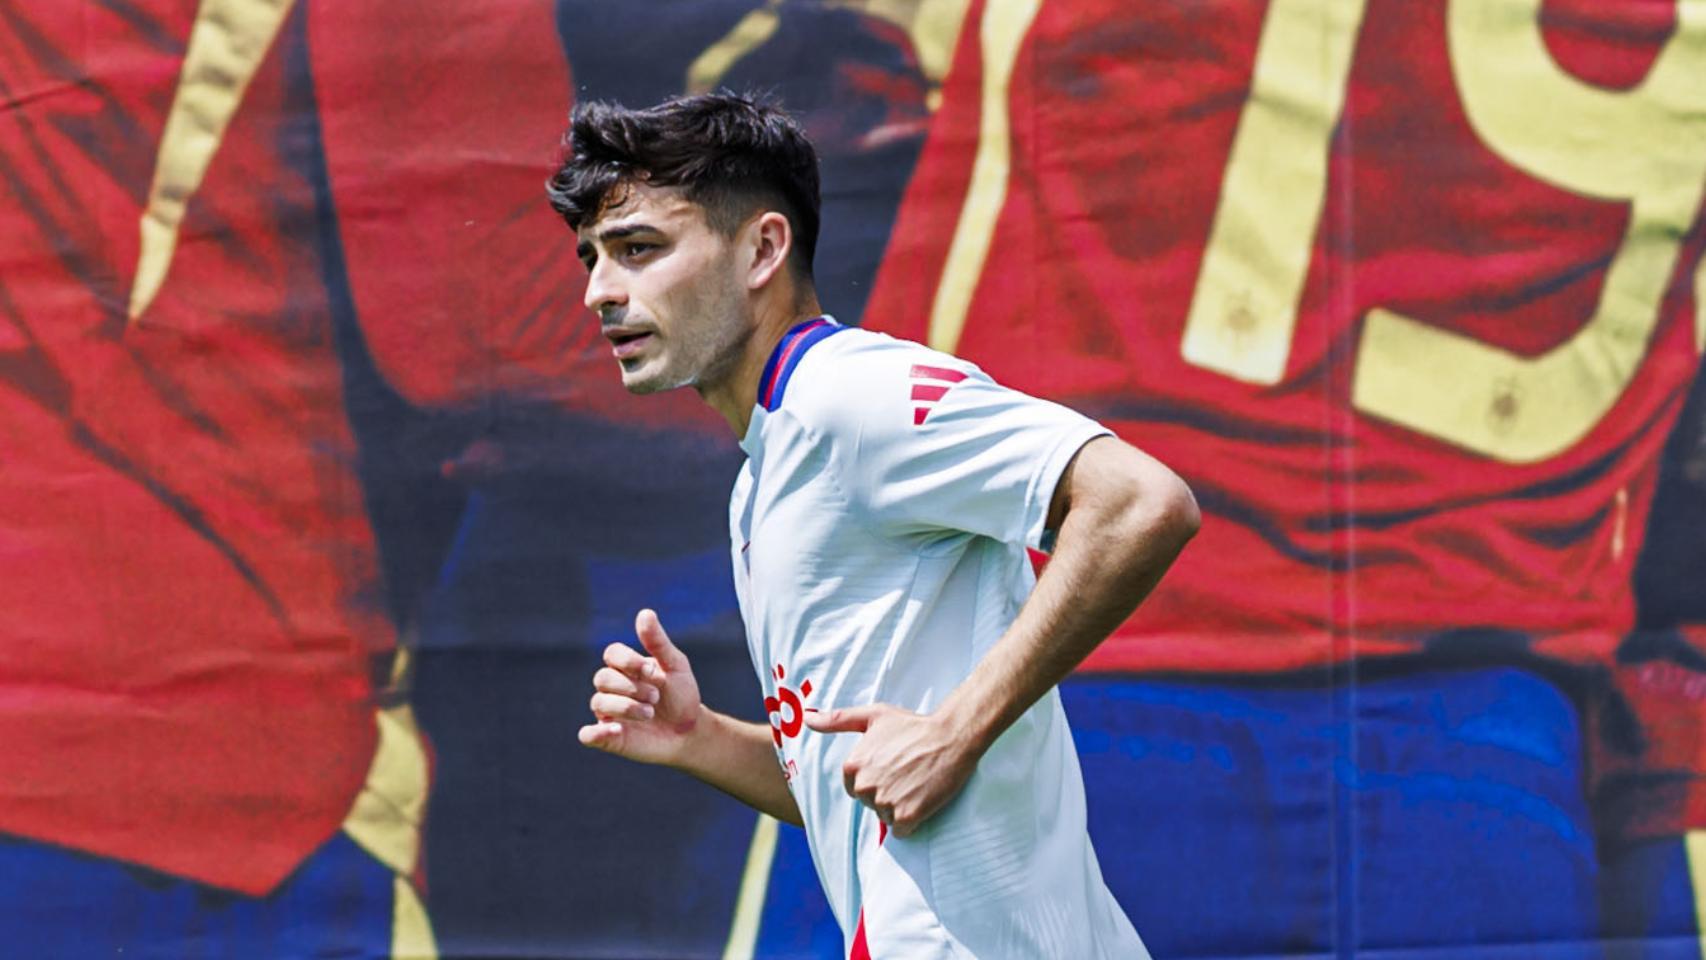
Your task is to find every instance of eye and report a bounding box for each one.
[622,241,661,261]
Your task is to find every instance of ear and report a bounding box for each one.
[744,211,793,292]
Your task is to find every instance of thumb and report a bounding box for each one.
[635,609,689,673]
[804,704,881,734]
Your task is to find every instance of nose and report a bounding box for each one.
[582,256,626,316]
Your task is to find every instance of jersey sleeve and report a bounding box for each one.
[817,342,1112,550]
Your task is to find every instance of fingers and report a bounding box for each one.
[593,666,660,705]
[602,641,657,681]
[602,610,691,685]
[635,609,690,672]
[841,759,920,836]
[578,720,623,751]
[804,704,881,734]
[830,705,939,838]
[590,691,655,722]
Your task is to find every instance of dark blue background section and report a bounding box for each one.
[412,489,760,957]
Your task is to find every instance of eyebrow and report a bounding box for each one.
[577,223,660,265]
[598,224,656,242]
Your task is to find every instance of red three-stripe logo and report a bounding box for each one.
[909,364,968,426]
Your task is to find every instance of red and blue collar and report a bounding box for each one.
[757,316,845,412]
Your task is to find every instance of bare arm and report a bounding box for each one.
[673,711,803,825]
[581,610,802,825]
[806,435,1198,835]
[943,435,1199,748]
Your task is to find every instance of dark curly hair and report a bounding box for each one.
[547,92,821,281]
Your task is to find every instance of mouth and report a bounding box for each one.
[605,328,655,360]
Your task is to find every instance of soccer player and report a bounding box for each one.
[551,93,1200,958]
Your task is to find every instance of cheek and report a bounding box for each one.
[637,244,744,343]
[674,260,742,321]
[628,262,693,324]
[651,273,705,336]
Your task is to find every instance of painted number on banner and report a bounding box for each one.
[1181,0,1706,463]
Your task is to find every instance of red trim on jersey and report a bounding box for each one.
[761,318,833,408]
[913,407,930,426]
[850,911,872,960]
[846,819,887,958]
[911,384,950,402]
[909,364,968,383]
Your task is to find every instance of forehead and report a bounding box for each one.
[577,182,707,240]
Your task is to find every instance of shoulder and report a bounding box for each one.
[782,327,988,441]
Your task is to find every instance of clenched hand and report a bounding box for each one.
[804,703,981,837]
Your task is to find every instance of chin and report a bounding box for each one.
[620,363,685,395]
[623,379,670,396]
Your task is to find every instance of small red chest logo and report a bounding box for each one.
[909,364,968,426]
[763,663,818,748]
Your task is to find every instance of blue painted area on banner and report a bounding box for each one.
[0,832,394,959]
[753,667,1607,959]
[756,823,845,960]
[1071,668,1601,960]
[423,491,737,654]
[421,490,593,651]
[581,548,740,651]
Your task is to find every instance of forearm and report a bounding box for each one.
[677,708,804,826]
[939,439,1198,751]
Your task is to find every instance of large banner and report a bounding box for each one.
[3,0,1703,957]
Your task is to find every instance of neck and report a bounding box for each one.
[699,291,823,439]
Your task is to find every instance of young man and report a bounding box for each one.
[549,93,1198,958]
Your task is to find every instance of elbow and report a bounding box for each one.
[1151,472,1200,553]
[1112,460,1197,558]
[1172,473,1202,542]
[1067,439,1199,557]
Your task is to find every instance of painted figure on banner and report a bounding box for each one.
[0,1,621,954]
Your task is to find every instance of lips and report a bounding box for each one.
[605,329,654,359]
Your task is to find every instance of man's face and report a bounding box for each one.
[576,183,752,395]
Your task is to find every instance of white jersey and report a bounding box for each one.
[729,318,1150,959]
